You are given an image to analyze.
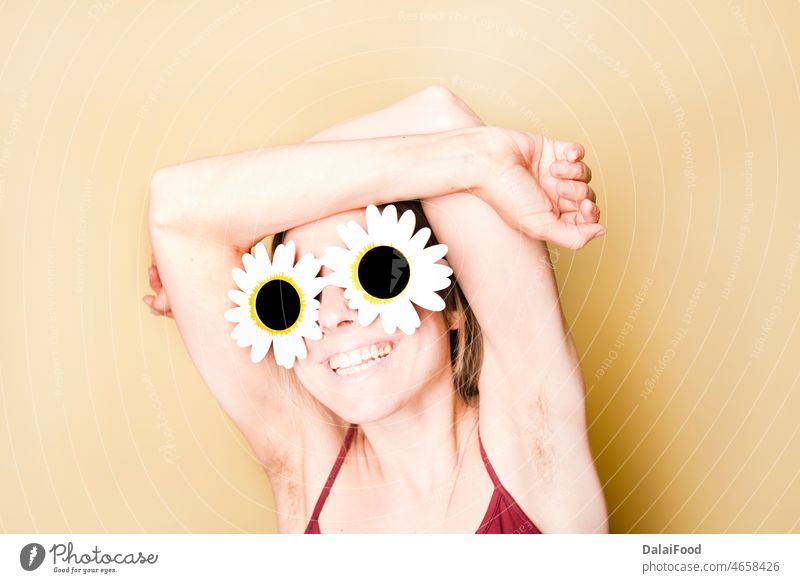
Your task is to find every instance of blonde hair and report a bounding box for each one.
[270,201,483,404]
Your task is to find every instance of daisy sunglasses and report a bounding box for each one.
[224,205,453,369]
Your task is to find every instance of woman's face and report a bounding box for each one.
[285,208,454,425]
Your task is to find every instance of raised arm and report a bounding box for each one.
[149,128,485,249]
[144,121,491,470]
[303,85,608,533]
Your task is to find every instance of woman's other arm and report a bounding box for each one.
[304,85,608,533]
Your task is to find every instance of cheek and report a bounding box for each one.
[292,355,338,401]
[405,316,452,371]
[292,360,318,391]
[418,312,451,347]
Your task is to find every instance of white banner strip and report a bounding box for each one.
[1,534,798,582]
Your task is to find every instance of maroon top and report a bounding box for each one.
[304,423,542,534]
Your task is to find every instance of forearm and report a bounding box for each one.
[148,127,486,250]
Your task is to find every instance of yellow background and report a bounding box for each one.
[1,0,798,533]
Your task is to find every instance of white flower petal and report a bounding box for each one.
[232,321,253,343]
[326,270,351,289]
[232,267,254,292]
[380,205,398,239]
[242,251,259,275]
[304,296,321,312]
[294,252,321,282]
[411,264,452,292]
[357,302,380,328]
[237,320,260,346]
[377,306,398,334]
[291,334,308,362]
[253,242,270,265]
[427,262,454,279]
[346,289,369,310]
[228,289,249,306]
[224,306,246,323]
[393,299,421,335]
[320,246,352,270]
[297,317,323,340]
[272,241,296,273]
[409,291,446,312]
[420,243,449,264]
[274,336,293,369]
[249,331,272,363]
[337,221,369,251]
[408,227,431,253]
[365,205,383,238]
[304,323,323,341]
[428,277,452,292]
[302,276,326,299]
[396,209,416,242]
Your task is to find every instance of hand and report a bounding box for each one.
[142,254,173,318]
[478,126,606,250]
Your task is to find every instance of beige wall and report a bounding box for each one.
[1,0,798,533]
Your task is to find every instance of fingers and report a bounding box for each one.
[143,291,173,318]
[558,198,579,213]
[151,291,169,313]
[556,180,596,202]
[559,199,601,222]
[555,140,585,163]
[541,218,607,250]
[143,295,160,316]
[551,160,591,182]
[148,265,163,292]
[579,198,601,223]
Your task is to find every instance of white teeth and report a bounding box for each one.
[328,342,395,373]
[335,359,379,376]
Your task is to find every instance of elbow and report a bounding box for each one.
[147,166,183,232]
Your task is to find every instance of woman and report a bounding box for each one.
[144,85,608,533]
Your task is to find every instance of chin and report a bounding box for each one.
[297,360,419,426]
[319,371,416,426]
[332,398,402,426]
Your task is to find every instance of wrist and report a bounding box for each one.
[452,125,517,204]
[361,126,490,206]
[423,125,493,199]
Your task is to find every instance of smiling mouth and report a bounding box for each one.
[327,341,396,376]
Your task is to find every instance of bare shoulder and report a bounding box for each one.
[476,350,609,534]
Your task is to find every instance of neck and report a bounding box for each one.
[354,371,478,500]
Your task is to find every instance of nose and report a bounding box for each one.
[317,283,356,333]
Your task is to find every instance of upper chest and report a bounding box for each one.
[309,434,497,533]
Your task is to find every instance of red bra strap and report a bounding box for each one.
[306,423,358,528]
[477,423,503,490]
